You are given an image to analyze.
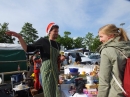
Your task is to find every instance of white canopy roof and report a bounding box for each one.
[0,43,23,50]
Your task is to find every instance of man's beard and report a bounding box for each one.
[53,35,58,39]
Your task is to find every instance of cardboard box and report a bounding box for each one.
[85,84,97,89]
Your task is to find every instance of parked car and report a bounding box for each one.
[62,51,100,65]
[83,52,91,57]
[87,54,100,64]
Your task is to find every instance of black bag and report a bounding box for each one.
[75,80,85,94]
[16,90,29,97]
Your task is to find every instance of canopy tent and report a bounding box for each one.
[0,43,27,81]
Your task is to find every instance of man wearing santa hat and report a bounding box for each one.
[6,22,62,97]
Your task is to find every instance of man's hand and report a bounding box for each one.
[5,31,21,39]
[60,55,66,62]
[5,30,27,52]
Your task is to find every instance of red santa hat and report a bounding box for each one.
[46,22,55,35]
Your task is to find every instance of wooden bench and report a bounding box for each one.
[0,70,28,84]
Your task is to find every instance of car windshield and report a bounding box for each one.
[65,52,85,58]
[88,55,100,59]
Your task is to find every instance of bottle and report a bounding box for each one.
[0,77,2,84]
[22,72,26,80]
[18,65,20,71]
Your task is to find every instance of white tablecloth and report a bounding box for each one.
[61,89,87,97]
[64,64,95,74]
[13,87,30,91]
[13,85,30,91]
[13,85,30,97]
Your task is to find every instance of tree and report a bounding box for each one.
[0,23,15,43]
[57,32,86,50]
[19,22,39,44]
[59,31,74,49]
[89,36,101,52]
[84,32,94,50]
[64,31,71,37]
[73,37,85,48]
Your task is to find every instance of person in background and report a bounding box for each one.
[95,62,99,65]
[5,22,61,97]
[75,53,82,64]
[57,54,66,72]
[67,53,72,65]
[97,24,130,97]
[33,50,42,90]
[27,55,34,78]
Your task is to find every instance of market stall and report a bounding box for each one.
[0,43,27,82]
[59,64,99,97]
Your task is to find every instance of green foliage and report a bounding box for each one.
[89,36,101,52]
[19,22,39,44]
[84,32,94,49]
[0,23,15,43]
[57,31,74,49]
[64,31,71,37]
[73,37,85,48]
[56,31,101,51]
[84,32,101,52]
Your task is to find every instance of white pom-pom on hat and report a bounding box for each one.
[46,22,55,35]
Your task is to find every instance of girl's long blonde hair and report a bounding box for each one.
[99,24,129,41]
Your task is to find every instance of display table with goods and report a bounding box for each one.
[64,64,99,74]
[60,65,99,97]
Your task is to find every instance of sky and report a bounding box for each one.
[0,0,130,42]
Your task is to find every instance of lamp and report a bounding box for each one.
[120,23,125,27]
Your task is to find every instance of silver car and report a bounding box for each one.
[87,54,100,64]
[62,51,100,65]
